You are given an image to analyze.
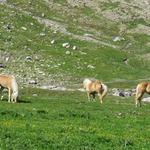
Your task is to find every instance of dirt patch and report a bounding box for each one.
[128,24,150,35]
[0,0,7,3]
[140,53,150,61]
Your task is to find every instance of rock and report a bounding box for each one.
[124,91,132,97]
[21,27,27,31]
[29,80,37,85]
[25,56,32,62]
[87,64,95,69]
[142,97,150,102]
[3,24,13,32]
[112,88,134,97]
[40,32,46,36]
[123,58,129,65]
[84,33,94,37]
[80,51,87,55]
[5,57,9,62]
[65,51,71,55]
[65,45,70,48]
[41,13,45,17]
[62,43,69,47]
[32,94,38,97]
[72,46,77,50]
[112,88,125,97]
[62,43,70,48]
[113,36,125,42]
[27,39,32,42]
[51,40,55,44]
[0,63,6,68]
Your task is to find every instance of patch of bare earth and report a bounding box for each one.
[128,24,150,35]
[140,53,150,61]
[0,0,7,3]
[102,0,150,22]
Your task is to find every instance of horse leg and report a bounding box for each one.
[91,93,96,102]
[87,92,91,101]
[138,93,144,107]
[98,93,102,104]
[14,95,17,103]
[11,95,14,103]
[0,87,4,100]
[135,92,143,107]
[8,88,11,103]
[100,90,107,104]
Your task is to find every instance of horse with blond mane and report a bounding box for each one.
[135,82,150,107]
[83,78,108,103]
[0,74,18,103]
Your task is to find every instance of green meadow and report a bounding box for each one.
[0,0,150,149]
[0,88,149,150]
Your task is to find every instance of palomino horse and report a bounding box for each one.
[0,74,18,103]
[83,78,108,103]
[135,82,150,107]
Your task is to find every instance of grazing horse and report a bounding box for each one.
[135,82,150,107]
[83,78,108,103]
[0,74,18,103]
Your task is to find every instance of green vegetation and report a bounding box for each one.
[0,88,149,149]
[124,18,149,29]
[0,1,150,149]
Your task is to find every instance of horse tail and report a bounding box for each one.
[11,77,18,101]
[101,83,108,99]
[135,84,140,98]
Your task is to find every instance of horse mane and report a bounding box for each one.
[95,80,102,84]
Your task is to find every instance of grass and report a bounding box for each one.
[0,1,150,149]
[0,88,149,149]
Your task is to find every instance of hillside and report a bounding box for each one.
[0,0,150,89]
[0,1,150,149]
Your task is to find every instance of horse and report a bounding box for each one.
[0,74,18,103]
[135,82,150,107]
[83,78,108,103]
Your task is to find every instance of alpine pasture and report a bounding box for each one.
[0,0,150,149]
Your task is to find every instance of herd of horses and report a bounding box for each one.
[83,78,150,107]
[0,74,150,107]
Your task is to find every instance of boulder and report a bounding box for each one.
[0,63,6,68]
[65,51,71,55]
[87,64,95,69]
[29,80,37,85]
[142,97,150,102]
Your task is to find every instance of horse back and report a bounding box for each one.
[0,75,13,89]
[89,81,102,93]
